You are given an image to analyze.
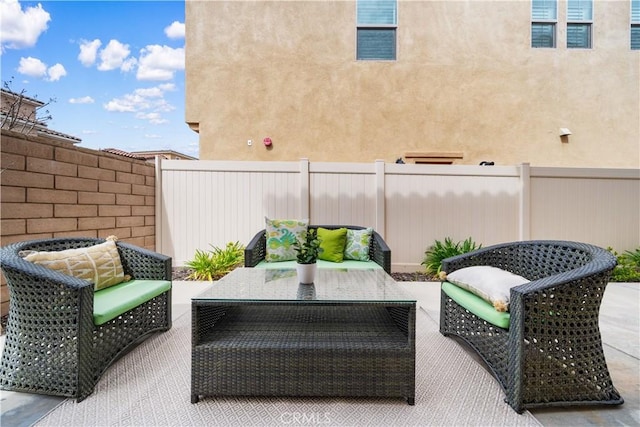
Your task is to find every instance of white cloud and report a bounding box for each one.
[18,56,47,78]
[136,45,184,81]
[137,112,167,125]
[135,83,175,98]
[164,21,185,39]
[17,56,66,81]
[104,94,146,112]
[103,83,176,124]
[78,39,101,66]
[98,39,132,71]
[47,63,66,81]
[0,0,50,52]
[121,57,137,72]
[69,96,95,104]
[144,134,162,139]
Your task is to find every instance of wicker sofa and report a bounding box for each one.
[439,240,623,413]
[0,238,172,402]
[244,225,392,274]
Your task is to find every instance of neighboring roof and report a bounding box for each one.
[101,148,148,160]
[0,113,82,144]
[1,88,81,144]
[102,148,197,161]
[37,126,82,143]
[131,150,198,160]
[0,88,43,106]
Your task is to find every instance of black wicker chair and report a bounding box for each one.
[439,240,623,413]
[0,238,172,402]
[244,225,392,274]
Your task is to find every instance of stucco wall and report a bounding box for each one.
[186,0,639,167]
[0,130,156,317]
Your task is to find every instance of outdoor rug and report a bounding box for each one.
[35,308,542,426]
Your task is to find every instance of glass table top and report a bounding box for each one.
[193,268,416,303]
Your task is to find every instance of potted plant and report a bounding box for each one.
[293,228,323,284]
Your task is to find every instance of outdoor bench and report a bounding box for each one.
[0,237,172,402]
[244,224,392,274]
[439,240,623,413]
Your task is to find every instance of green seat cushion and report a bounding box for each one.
[317,227,348,262]
[442,281,510,329]
[93,279,171,325]
[255,259,382,270]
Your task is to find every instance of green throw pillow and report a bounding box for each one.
[265,217,309,262]
[344,227,373,261]
[317,227,348,263]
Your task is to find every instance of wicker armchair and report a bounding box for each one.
[0,238,172,402]
[439,240,623,413]
[244,225,392,274]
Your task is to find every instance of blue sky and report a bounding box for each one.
[0,0,198,157]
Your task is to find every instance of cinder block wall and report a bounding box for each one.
[0,129,157,317]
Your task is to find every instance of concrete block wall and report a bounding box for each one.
[0,129,157,317]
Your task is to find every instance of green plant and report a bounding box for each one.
[185,241,245,281]
[292,229,323,264]
[607,247,640,282]
[422,237,482,275]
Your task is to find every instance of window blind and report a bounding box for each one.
[532,23,556,47]
[567,0,592,21]
[632,0,640,22]
[532,0,557,20]
[357,0,397,25]
[357,29,396,60]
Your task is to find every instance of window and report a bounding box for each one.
[356,0,397,60]
[532,0,557,48]
[632,0,640,49]
[567,0,593,48]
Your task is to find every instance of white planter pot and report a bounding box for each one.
[296,263,317,285]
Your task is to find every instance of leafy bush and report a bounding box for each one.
[185,241,245,281]
[608,247,640,282]
[422,237,482,275]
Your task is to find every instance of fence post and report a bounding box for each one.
[300,158,310,220]
[154,155,164,253]
[519,162,531,241]
[375,159,386,238]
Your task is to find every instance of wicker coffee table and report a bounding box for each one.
[191,268,416,404]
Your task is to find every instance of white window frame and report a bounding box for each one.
[567,0,593,48]
[356,0,398,61]
[632,0,640,50]
[531,0,558,48]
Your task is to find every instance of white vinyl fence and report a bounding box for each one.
[156,159,640,271]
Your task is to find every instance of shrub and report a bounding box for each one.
[185,241,245,281]
[608,247,640,282]
[422,237,482,275]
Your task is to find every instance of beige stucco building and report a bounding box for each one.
[185,0,639,167]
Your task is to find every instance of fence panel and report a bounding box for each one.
[530,168,640,252]
[157,159,639,271]
[384,164,522,271]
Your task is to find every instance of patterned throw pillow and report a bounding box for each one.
[22,236,129,291]
[264,217,309,262]
[344,227,373,261]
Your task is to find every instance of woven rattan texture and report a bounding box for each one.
[244,225,392,274]
[192,302,415,403]
[440,240,623,413]
[0,238,172,402]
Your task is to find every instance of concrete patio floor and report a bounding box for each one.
[1,280,638,427]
